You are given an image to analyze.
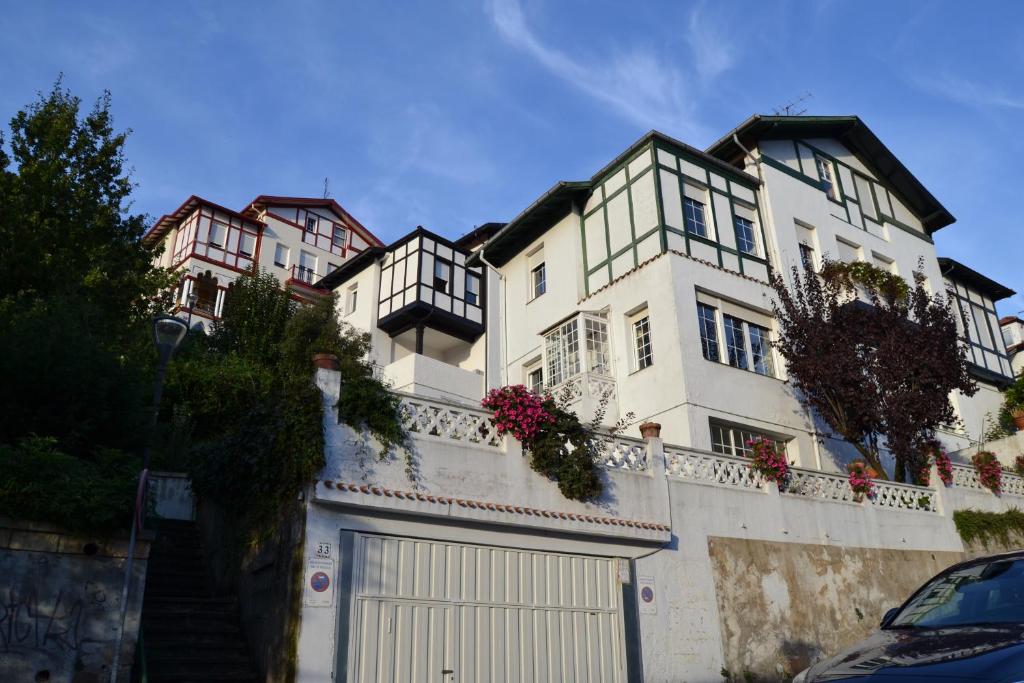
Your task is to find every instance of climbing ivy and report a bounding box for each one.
[953,508,1024,548]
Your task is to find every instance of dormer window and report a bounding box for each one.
[434,259,451,294]
[305,215,318,233]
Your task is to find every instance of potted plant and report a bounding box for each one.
[1004,376,1024,431]
[1015,454,1024,477]
[847,460,877,502]
[972,451,1002,495]
[919,441,954,487]
[746,437,790,489]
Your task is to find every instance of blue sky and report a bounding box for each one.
[2,1,1023,313]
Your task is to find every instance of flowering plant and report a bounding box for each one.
[972,451,1002,495]
[747,437,789,487]
[1015,455,1024,477]
[481,385,553,443]
[847,460,877,501]
[918,442,953,487]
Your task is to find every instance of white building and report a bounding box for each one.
[144,194,383,327]
[288,115,1020,681]
[1000,314,1024,376]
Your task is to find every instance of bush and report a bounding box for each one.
[972,451,1002,494]
[0,437,140,533]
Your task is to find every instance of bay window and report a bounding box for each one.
[543,312,610,387]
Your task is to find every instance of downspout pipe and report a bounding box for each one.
[477,248,507,388]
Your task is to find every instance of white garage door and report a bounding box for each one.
[348,534,627,683]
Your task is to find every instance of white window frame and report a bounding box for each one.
[345,283,358,316]
[299,251,317,283]
[710,420,788,458]
[697,296,775,378]
[542,312,610,387]
[815,155,839,201]
[332,225,347,249]
[524,360,544,393]
[305,215,318,233]
[208,221,226,249]
[465,272,481,306]
[274,243,290,268]
[528,245,546,301]
[629,309,653,371]
[239,232,255,258]
[683,196,707,238]
[433,258,452,294]
[733,215,757,256]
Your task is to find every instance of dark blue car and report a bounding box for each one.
[794,550,1024,682]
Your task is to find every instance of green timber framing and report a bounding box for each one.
[707,115,956,241]
[469,130,768,297]
[759,139,932,244]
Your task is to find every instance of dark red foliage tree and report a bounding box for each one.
[770,260,975,482]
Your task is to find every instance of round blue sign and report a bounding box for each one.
[311,571,330,592]
[640,586,654,603]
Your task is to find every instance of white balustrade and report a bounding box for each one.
[785,468,856,503]
[1003,471,1024,497]
[398,395,502,449]
[872,480,936,512]
[664,447,765,490]
[951,464,983,490]
[597,434,647,472]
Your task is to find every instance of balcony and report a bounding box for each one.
[550,371,618,426]
[381,352,484,406]
[287,264,329,299]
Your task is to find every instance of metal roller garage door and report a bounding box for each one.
[347,533,627,682]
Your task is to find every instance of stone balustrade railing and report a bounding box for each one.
[951,463,1024,497]
[596,434,648,472]
[664,446,766,490]
[398,393,502,449]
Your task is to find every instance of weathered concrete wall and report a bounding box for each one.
[0,518,149,683]
[707,537,962,680]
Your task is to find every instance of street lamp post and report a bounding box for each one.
[110,314,189,683]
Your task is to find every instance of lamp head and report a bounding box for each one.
[152,315,189,357]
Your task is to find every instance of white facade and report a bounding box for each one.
[1002,315,1024,376]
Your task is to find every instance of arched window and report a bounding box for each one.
[194,271,218,315]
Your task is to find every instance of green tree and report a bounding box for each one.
[0,81,173,531]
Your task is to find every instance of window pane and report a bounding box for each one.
[562,320,581,377]
[528,368,544,393]
[532,263,546,298]
[545,329,565,386]
[683,198,707,238]
[723,315,748,370]
[734,216,756,255]
[584,316,610,375]
[434,260,451,293]
[633,316,653,369]
[799,243,815,270]
[749,324,774,376]
[305,216,317,232]
[698,303,720,361]
[465,273,480,306]
[710,422,788,460]
[710,424,730,454]
[816,156,837,200]
[274,244,288,267]
[332,225,347,248]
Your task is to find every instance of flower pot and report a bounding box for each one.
[312,353,340,370]
[1013,411,1024,431]
[639,422,662,439]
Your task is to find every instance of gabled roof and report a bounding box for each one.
[468,129,758,268]
[706,115,955,234]
[938,257,1015,301]
[243,195,385,247]
[143,195,264,247]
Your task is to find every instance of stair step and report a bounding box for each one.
[143,619,246,636]
[146,666,257,682]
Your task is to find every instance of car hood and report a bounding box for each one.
[805,625,1024,681]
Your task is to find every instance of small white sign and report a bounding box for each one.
[637,575,657,614]
[315,541,332,558]
[304,557,335,608]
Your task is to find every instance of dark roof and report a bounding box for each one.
[243,195,385,247]
[999,316,1023,326]
[706,115,955,234]
[143,195,264,247]
[455,222,505,250]
[317,225,473,291]
[938,257,1015,301]
[468,129,758,268]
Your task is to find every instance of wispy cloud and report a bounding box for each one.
[486,0,717,137]
[686,2,738,84]
[909,72,1024,111]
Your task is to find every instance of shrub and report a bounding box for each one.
[973,451,1002,495]
[918,441,953,487]
[481,386,602,502]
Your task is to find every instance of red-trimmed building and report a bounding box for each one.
[144,195,384,326]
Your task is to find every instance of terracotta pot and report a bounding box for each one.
[312,353,340,370]
[1013,411,1024,431]
[639,421,662,439]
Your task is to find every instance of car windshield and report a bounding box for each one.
[889,558,1024,629]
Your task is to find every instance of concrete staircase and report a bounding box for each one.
[139,520,258,682]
